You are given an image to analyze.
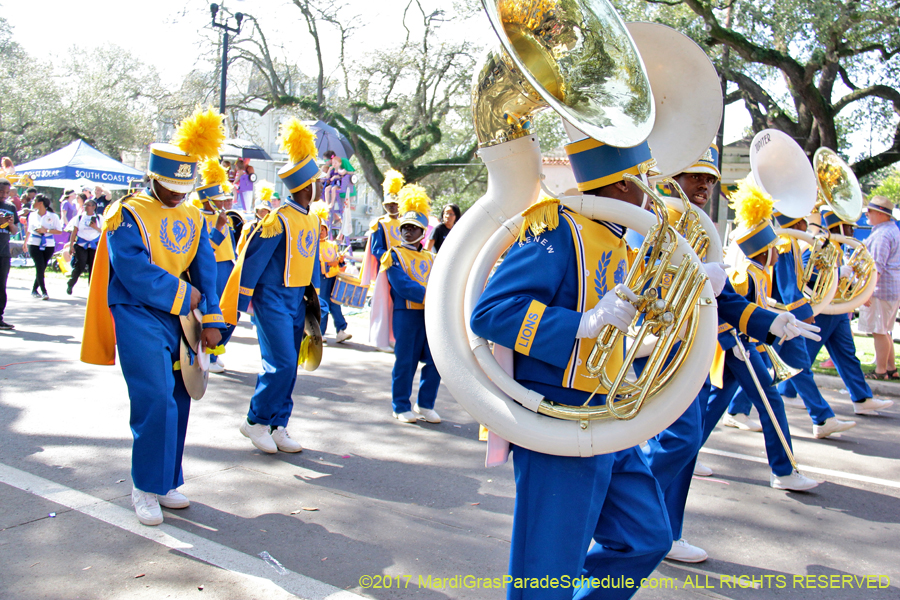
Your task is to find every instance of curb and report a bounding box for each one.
[813,373,900,399]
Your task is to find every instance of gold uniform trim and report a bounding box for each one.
[515,300,546,357]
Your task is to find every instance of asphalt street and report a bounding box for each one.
[1,268,899,600]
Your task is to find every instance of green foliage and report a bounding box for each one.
[870,168,900,203]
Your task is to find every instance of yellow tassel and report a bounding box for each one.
[204,345,225,356]
[309,200,330,222]
[258,181,274,202]
[200,158,228,187]
[170,106,225,161]
[297,335,311,366]
[398,184,431,216]
[382,169,405,196]
[518,197,560,242]
[173,360,181,371]
[259,210,284,238]
[278,117,318,165]
[104,200,125,232]
[730,176,774,228]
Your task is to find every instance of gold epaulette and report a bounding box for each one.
[380,247,395,269]
[730,269,750,296]
[103,197,131,232]
[518,197,560,242]
[776,235,792,254]
[369,218,380,232]
[258,209,284,238]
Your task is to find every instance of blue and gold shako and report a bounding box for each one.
[821,208,845,231]
[148,143,198,194]
[196,182,227,201]
[736,221,777,258]
[278,157,320,194]
[564,137,659,192]
[276,118,321,194]
[682,142,720,180]
[773,210,804,229]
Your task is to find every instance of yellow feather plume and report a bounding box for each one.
[222,180,233,195]
[398,183,431,217]
[258,181,274,202]
[382,169,405,197]
[309,200,330,222]
[730,176,774,228]
[170,107,225,161]
[200,159,228,187]
[188,192,205,210]
[278,118,317,165]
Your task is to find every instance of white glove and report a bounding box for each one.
[577,284,638,338]
[703,262,731,296]
[769,312,822,342]
[839,264,853,279]
[731,345,745,361]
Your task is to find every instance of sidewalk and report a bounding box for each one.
[813,372,900,398]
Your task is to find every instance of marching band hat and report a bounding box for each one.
[277,118,321,194]
[564,137,659,192]
[731,176,777,259]
[196,158,229,202]
[681,142,721,180]
[773,210,804,229]
[397,183,430,230]
[865,195,895,218]
[821,207,846,231]
[150,107,225,194]
[382,170,405,205]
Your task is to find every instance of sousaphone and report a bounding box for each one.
[750,129,817,218]
[425,0,716,457]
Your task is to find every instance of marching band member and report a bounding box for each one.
[471,139,673,600]
[729,210,857,438]
[367,170,406,351]
[313,200,352,343]
[221,118,322,454]
[781,208,894,415]
[380,184,441,423]
[195,159,238,374]
[81,107,226,526]
[644,145,818,562]
[702,178,820,491]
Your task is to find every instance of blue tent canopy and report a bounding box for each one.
[16,140,144,190]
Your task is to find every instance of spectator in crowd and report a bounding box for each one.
[271,192,281,209]
[425,203,460,253]
[66,197,103,295]
[232,161,245,208]
[21,187,37,211]
[60,189,78,223]
[322,151,347,227]
[26,194,63,300]
[0,178,18,329]
[93,186,111,214]
[859,195,900,379]
[234,160,255,211]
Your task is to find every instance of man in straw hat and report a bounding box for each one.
[221,118,322,455]
[80,107,227,526]
[858,195,900,380]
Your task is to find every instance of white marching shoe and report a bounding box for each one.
[158,488,190,509]
[208,358,226,374]
[413,405,441,423]
[666,538,708,563]
[393,411,418,423]
[853,398,894,415]
[770,470,819,491]
[813,417,856,439]
[270,426,303,453]
[335,330,352,343]
[723,413,763,432]
[693,461,713,477]
[240,420,278,453]
[132,487,163,526]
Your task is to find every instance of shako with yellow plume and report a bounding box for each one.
[730,176,778,259]
[258,180,275,203]
[149,107,225,194]
[196,158,229,203]
[277,118,320,194]
[397,184,431,231]
[382,169,405,205]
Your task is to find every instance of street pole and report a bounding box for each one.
[210,4,243,116]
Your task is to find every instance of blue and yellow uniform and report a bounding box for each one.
[471,138,671,600]
[370,214,402,264]
[81,189,226,495]
[222,198,321,427]
[317,213,349,336]
[199,207,238,363]
[782,210,873,404]
[384,243,439,413]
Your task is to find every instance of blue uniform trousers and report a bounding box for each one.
[112,304,191,496]
[508,446,671,600]
[248,283,306,427]
[211,260,237,364]
[391,309,440,413]
[319,275,347,335]
[704,349,794,477]
[781,313,872,403]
